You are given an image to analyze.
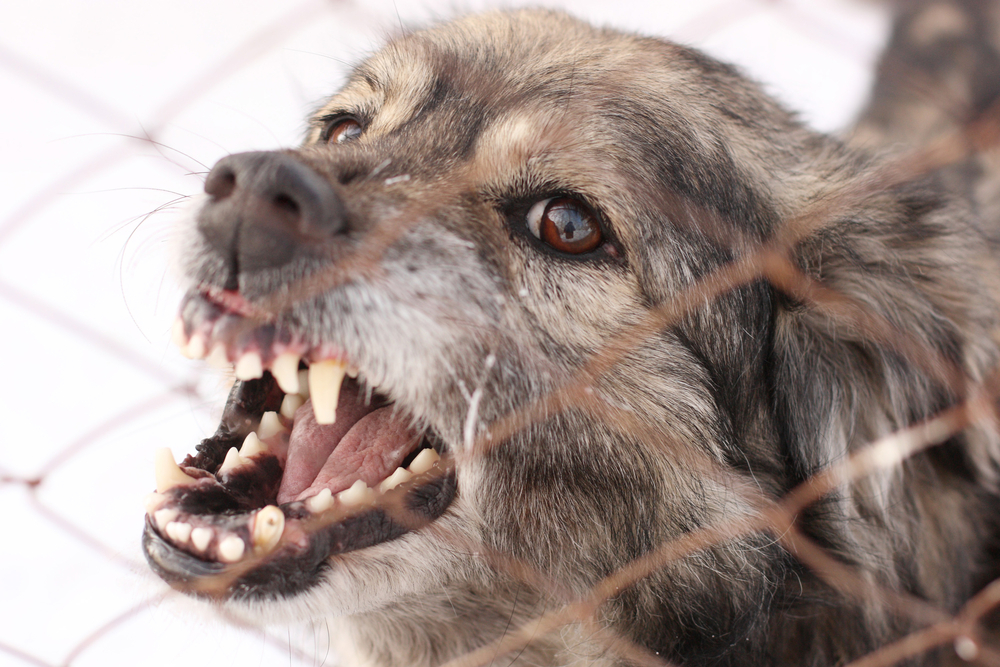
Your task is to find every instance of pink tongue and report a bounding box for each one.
[276,384,421,504]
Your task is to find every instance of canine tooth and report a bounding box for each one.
[171,318,187,348]
[408,449,441,475]
[252,505,285,554]
[218,447,247,475]
[280,393,305,419]
[165,521,192,544]
[272,353,301,393]
[154,448,197,493]
[256,412,285,441]
[309,360,347,424]
[181,333,207,359]
[338,480,374,507]
[297,370,310,399]
[234,352,263,380]
[154,508,179,530]
[207,344,230,369]
[218,535,245,562]
[379,467,413,492]
[305,488,334,513]
[346,365,359,378]
[143,492,167,513]
[190,527,213,552]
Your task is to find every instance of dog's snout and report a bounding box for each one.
[198,151,345,283]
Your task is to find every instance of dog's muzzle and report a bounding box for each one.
[198,151,346,285]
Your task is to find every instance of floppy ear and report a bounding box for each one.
[763,181,1000,601]
[771,183,1000,480]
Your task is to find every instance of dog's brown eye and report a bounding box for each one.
[526,197,603,254]
[327,118,363,144]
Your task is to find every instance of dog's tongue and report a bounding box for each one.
[276,383,420,504]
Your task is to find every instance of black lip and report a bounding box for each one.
[143,471,456,600]
[142,375,458,601]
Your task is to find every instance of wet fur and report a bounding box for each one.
[176,3,1000,665]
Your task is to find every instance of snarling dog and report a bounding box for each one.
[143,4,1000,665]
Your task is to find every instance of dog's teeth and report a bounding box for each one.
[218,535,246,562]
[171,318,187,348]
[272,353,301,393]
[379,467,413,492]
[256,412,285,441]
[207,344,230,369]
[408,449,441,475]
[218,447,247,475]
[181,333,207,360]
[252,505,285,554]
[346,365,359,378]
[309,360,347,425]
[154,448,197,493]
[297,370,310,399]
[338,480,374,507]
[305,488,334,513]
[280,394,305,419]
[241,431,269,459]
[153,508,179,530]
[234,352,263,380]
[165,521,192,544]
[190,527,212,552]
[143,492,167,513]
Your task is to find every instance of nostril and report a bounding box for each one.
[272,193,300,216]
[205,167,237,199]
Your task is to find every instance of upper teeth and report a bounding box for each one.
[272,353,301,393]
[309,359,348,425]
[206,344,229,369]
[181,334,207,360]
[234,352,263,380]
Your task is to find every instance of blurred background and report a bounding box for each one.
[0,0,888,665]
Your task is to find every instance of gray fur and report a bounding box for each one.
[170,5,1000,665]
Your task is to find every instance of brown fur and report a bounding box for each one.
[155,4,1000,665]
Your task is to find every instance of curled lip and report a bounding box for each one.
[143,294,458,600]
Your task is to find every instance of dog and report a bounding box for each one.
[143,3,1000,665]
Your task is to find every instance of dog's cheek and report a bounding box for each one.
[510,251,646,361]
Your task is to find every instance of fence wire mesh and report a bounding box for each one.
[8,0,996,666]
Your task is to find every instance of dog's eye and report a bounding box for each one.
[526,197,603,254]
[327,118,363,144]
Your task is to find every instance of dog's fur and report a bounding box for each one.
[171,3,1000,665]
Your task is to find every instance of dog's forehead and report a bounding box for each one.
[310,11,694,141]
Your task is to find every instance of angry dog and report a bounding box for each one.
[144,4,1000,665]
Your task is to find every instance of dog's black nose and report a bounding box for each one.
[198,151,345,283]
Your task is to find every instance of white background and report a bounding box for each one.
[0,1,887,665]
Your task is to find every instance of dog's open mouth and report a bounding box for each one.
[142,290,457,600]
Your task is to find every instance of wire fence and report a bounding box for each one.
[9,0,998,665]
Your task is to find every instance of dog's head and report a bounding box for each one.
[144,8,1000,664]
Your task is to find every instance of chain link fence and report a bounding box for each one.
[8,1,979,665]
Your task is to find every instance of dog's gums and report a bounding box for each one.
[143,289,456,598]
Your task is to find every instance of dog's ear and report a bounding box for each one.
[769,183,1000,489]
